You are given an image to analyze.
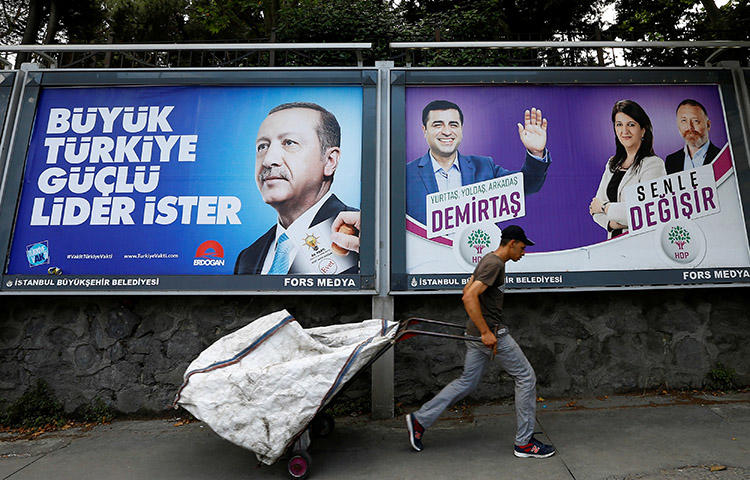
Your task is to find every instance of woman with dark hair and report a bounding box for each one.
[589,100,666,238]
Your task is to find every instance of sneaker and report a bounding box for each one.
[514,436,556,458]
[405,413,424,452]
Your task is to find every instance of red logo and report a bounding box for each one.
[195,240,224,259]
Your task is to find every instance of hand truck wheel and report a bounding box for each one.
[287,450,312,479]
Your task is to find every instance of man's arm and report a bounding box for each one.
[519,151,550,195]
[462,276,497,354]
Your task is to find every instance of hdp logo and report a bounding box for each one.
[659,220,705,266]
[193,240,225,267]
[26,241,50,267]
[455,223,502,270]
[466,229,492,255]
[667,225,691,250]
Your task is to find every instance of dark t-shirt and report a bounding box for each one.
[465,253,506,336]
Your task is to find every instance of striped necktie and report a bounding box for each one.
[268,232,291,275]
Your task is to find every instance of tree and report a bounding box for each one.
[1,0,747,68]
[3,0,105,67]
[105,0,189,43]
[272,0,408,66]
[607,0,749,66]
[183,0,265,41]
[397,0,605,66]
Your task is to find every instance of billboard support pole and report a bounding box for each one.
[720,61,750,169]
[0,63,36,228]
[0,65,28,204]
[371,61,395,419]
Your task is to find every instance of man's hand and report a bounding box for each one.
[331,211,361,253]
[517,107,548,158]
[481,330,498,355]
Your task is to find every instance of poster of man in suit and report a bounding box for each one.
[5,85,363,279]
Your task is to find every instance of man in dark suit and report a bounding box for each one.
[406,100,551,226]
[665,99,720,175]
[234,102,358,275]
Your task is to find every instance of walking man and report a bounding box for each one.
[405,225,555,458]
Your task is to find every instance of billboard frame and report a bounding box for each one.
[0,68,378,294]
[390,67,750,293]
[0,71,18,199]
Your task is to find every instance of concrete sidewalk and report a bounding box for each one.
[1,391,748,480]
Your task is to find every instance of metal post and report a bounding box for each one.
[371,296,394,419]
[371,60,395,419]
[0,63,37,207]
[720,61,750,169]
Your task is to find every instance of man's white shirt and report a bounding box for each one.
[682,141,710,171]
[430,153,462,192]
[261,191,333,274]
[430,150,550,193]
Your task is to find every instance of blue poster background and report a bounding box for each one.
[7,85,363,275]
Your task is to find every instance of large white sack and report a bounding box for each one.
[175,309,397,465]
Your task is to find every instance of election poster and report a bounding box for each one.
[402,84,750,290]
[3,84,364,288]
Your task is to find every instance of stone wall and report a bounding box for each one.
[1,288,748,414]
[395,288,750,404]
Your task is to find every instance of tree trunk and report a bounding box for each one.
[16,0,45,67]
[262,0,279,37]
[104,32,115,68]
[42,0,58,44]
[595,25,604,66]
[262,0,279,66]
[701,0,722,24]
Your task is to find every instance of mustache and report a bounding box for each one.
[258,167,290,182]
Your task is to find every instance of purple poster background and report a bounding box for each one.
[405,85,730,252]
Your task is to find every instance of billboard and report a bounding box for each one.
[0,70,376,292]
[392,69,750,291]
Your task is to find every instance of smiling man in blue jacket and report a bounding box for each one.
[406,100,551,226]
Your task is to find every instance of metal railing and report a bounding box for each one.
[0,40,747,69]
[0,43,373,69]
[389,40,750,68]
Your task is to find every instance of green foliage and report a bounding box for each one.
[185,0,265,40]
[325,395,369,417]
[273,0,410,66]
[1,0,748,67]
[0,380,66,429]
[0,381,114,429]
[708,363,737,391]
[607,0,749,66]
[73,398,114,424]
[106,0,190,43]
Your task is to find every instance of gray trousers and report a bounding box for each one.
[413,333,537,446]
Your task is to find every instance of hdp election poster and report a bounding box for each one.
[4,85,364,286]
[402,83,750,289]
